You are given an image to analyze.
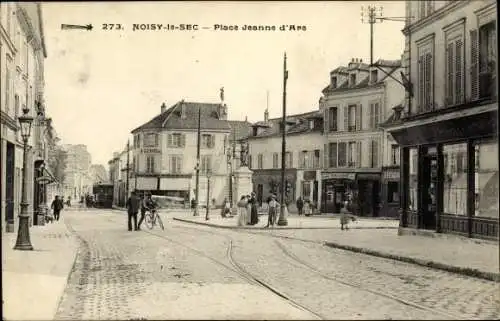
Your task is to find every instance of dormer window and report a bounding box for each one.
[371,69,378,83]
[309,120,314,130]
[350,74,356,86]
[331,76,337,88]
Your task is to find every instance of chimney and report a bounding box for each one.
[245,115,248,122]
[161,102,166,113]
[264,109,269,122]
[360,58,363,63]
[351,58,355,63]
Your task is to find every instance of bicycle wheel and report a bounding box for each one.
[156,214,164,230]
[145,214,153,229]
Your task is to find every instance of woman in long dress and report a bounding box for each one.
[250,192,259,225]
[246,195,252,225]
[237,196,248,226]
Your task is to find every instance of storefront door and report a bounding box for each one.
[322,182,335,213]
[422,150,438,230]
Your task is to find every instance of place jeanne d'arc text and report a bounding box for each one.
[100,23,307,31]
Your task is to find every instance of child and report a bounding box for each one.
[340,200,356,230]
[267,195,279,227]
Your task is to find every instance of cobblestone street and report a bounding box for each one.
[55,210,499,320]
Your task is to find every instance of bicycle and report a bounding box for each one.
[144,208,164,230]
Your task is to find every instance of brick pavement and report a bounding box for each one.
[2,219,78,320]
[167,209,499,281]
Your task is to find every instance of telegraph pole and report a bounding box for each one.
[194,106,201,216]
[277,52,289,226]
[126,140,130,199]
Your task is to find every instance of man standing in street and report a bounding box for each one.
[51,195,64,221]
[126,191,140,231]
[296,197,304,216]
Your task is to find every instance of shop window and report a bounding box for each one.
[387,182,399,203]
[302,181,311,199]
[408,148,418,211]
[474,140,498,219]
[443,143,467,215]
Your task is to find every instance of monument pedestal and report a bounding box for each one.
[232,166,253,213]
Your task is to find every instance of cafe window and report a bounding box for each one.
[443,143,467,215]
[409,148,418,211]
[474,140,498,219]
[387,182,399,203]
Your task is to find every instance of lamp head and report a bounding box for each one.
[18,108,34,141]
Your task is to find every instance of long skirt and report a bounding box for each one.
[237,207,246,226]
[246,206,252,224]
[250,205,259,225]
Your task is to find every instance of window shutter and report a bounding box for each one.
[367,140,373,168]
[356,141,362,168]
[178,157,183,173]
[374,103,379,128]
[424,52,433,110]
[210,135,215,148]
[181,134,186,147]
[168,134,173,147]
[470,29,479,100]
[324,108,329,133]
[455,38,463,105]
[155,134,159,147]
[356,104,362,130]
[323,144,328,168]
[343,106,348,131]
[446,42,454,105]
[418,57,425,112]
[373,140,379,168]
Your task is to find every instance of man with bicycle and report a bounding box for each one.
[138,192,156,230]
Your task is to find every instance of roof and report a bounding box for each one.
[131,101,231,133]
[373,59,401,68]
[379,101,405,128]
[228,120,252,141]
[248,110,323,139]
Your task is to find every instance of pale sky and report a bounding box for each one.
[42,1,405,166]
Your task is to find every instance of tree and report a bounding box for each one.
[47,138,67,184]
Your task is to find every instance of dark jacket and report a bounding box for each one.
[51,199,63,211]
[126,194,140,214]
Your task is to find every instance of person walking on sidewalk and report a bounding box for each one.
[50,195,63,222]
[296,197,304,216]
[266,194,279,227]
[126,191,140,231]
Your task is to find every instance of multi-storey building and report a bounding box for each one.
[247,108,324,208]
[108,143,133,207]
[1,2,50,230]
[62,144,93,200]
[320,58,405,215]
[385,0,498,239]
[130,100,234,206]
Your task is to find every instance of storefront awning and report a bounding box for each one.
[36,166,58,185]
[321,172,356,180]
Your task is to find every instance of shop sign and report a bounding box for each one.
[384,171,400,180]
[36,176,53,184]
[357,173,381,181]
[141,148,161,154]
[321,172,356,180]
[303,171,317,181]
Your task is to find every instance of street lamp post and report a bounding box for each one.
[14,108,34,251]
[277,52,289,226]
[205,170,212,221]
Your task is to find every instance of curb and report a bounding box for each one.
[173,217,399,230]
[323,241,500,282]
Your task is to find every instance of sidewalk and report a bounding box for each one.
[171,211,499,282]
[2,219,79,320]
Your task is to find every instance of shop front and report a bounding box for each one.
[390,104,498,240]
[252,169,297,205]
[321,172,356,213]
[381,167,400,218]
[300,170,321,207]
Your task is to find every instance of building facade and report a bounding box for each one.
[130,100,234,207]
[1,2,51,230]
[62,144,93,200]
[385,0,498,239]
[320,58,405,215]
[247,109,324,208]
[108,144,133,207]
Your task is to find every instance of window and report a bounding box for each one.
[474,22,497,100]
[443,143,467,215]
[313,149,320,168]
[387,182,399,203]
[474,140,498,219]
[371,69,378,83]
[328,107,338,131]
[146,156,156,173]
[391,144,400,166]
[348,142,356,167]
[300,150,308,168]
[338,142,347,167]
[144,133,159,147]
[370,140,379,168]
[301,181,311,199]
[133,135,139,148]
[14,94,19,119]
[309,120,315,130]
[201,155,212,174]
[419,0,434,20]
[285,152,293,168]
[417,37,434,113]
[345,105,356,132]
[169,155,183,174]
[409,148,418,211]
[202,134,215,148]
[168,133,185,148]
[329,143,337,168]
[331,76,337,88]
[369,102,380,129]
[132,156,137,171]
[257,154,263,169]
[445,31,464,106]
[5,60,11,114]
[272,153,279,169]
[356,141,362,168]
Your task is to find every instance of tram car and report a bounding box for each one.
[92,183,114,208]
